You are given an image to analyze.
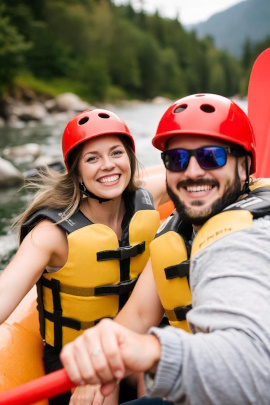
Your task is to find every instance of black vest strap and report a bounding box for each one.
[133,188,155,211]
[51,279,63,348]
[165,260,190,279]
[42,276,137,297]
[44,310,98,332]
[95,278,138,296]
[166,305,192,322]
[174,305,192,321]
[20,208,92,242]
[97,242,145,261]
[224,187,270,218]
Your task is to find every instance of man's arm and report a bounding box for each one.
[138,165,170,208]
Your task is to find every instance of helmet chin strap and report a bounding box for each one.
[239,155,251,196]
[79,182,111,204]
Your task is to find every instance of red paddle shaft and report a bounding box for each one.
[0,369,75,405]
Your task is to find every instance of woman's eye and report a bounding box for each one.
[86,156,97,162]
[112,149,124,156]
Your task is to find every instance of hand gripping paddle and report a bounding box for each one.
[248,47,270,177]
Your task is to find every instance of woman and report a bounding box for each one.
[0,109,169,404]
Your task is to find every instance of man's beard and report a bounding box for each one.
[167,167,242,226]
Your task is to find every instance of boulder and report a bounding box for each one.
[0,157,24,186]
[54,93,92,113]
[6,101,48,122]
[2,143,41,161]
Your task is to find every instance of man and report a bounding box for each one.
[60,94,270,405]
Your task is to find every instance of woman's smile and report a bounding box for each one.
[98,174,121,184]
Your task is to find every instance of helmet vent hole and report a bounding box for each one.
[201,104,215,113]
[78,117,89,125]
[98,113,110,119]
[174,104,187,113]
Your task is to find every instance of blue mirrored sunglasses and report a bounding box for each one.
[161,146,237,172]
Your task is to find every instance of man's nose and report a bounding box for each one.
[184,156,206,177]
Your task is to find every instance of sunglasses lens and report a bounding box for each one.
[197,147,226,169]
[162,149,189,172]
[162,146,227,171]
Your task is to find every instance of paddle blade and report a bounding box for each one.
[0,369,75,405]
[248,47,270,177]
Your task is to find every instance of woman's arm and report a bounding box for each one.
[0,220,67,324]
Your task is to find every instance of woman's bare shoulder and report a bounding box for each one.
[22,219,68,260]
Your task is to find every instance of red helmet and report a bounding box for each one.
[153,93,256,173]
[62,109,135,170]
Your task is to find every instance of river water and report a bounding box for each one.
[0,98,247,271]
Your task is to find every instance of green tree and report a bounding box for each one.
[207,48,227,95]
[107,20,141,92]
[79,57,110,101]
[136,33,162,98]
[26,21,73,78]
[0,0,245,103]
[159,48,186,97]
[0,5,31,95]
[219,52,242,96]
[1,0,46,22]
[242,38,253,69]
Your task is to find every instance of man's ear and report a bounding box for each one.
[238,155,251,181]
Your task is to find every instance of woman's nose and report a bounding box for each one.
[100,155,115,170]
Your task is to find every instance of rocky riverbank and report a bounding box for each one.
[0,92,171,186]
[0,92,95,127]
[0,92,96,186]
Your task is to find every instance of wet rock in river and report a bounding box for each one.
[0,157,24,186]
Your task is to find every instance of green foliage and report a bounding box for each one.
[106,85,128,103]
[136,33,162,98]
[242,39,253,69]
[0,5,31,95]
[78,57,111,102]
[14,73,93,100]
[107,20,142,91]
[239,36,270,96]
[1,0,46,22]
[26,21,73,78]
[159,48,187,98]
[0,0,264,102]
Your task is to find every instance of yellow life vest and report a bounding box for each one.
[150,213,192,331]
[150,179,270,331]
[21,188,160,348]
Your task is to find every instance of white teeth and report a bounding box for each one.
[99,175,119,183]
[186,185,212,192]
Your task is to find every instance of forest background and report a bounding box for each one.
[1,0,270,112]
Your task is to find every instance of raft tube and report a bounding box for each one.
[0,287,47,405]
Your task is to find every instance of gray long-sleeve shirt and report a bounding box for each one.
[145,215,270,405]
